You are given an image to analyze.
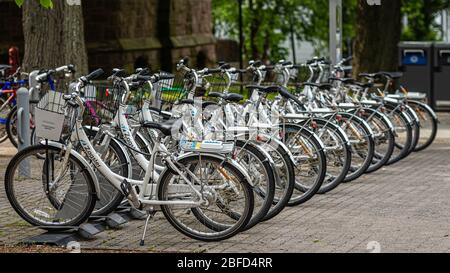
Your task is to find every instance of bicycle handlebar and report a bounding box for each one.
[83,68,104,82]
[36,64,76,82]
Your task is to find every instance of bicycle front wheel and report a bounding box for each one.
[158,154,254,241]
[4,145,97,228]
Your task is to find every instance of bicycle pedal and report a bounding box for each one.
[120,179,132,196]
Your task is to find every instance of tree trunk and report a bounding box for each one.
[22,0,88,77]
[249,0,261,60]
[352,0,402,77]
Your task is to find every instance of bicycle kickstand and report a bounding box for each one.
[139,209,156,246]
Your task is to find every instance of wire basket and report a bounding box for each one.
[35,90,75,142]
[152,71,191,111]
[81,84,122,126]
[260,68,286,87]
[199,72,228,95]
[228,70,258,94]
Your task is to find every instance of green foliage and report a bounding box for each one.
[15,0,53,9]
[213,0,290,61]
[212,0,357,62]
[213,0,450,61]
[401,0,450,41]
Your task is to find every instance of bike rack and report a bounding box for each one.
[22,204,147,247]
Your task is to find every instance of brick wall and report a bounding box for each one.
[0,0,23,63]
[0,0,216,72]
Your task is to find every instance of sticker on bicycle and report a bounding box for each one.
[180,139,234,154]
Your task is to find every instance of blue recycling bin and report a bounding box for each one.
[433,42,450,109]
[398,41,434,108]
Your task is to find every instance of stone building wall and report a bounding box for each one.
[0,0,216,72]
[0,0,23,63]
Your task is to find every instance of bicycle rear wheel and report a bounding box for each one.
[358,109,395,173]
[233,140,275,230]
[257,140,295,220]
[385,109,413,165]
[340,114,375,182]
[301,119,352,194]
[281,124,327,206]
[159,154,254,241]
[409,101,438,152]
[4,144,97,228]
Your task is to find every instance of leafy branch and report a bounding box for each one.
[15,0,53,9]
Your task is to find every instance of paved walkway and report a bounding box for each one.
[0,114,450,253]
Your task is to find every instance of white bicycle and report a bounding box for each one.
[4,69,255,242]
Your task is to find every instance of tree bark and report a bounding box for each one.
[352,0,402,77]
[249,0,261,60]
[22,0,88,77]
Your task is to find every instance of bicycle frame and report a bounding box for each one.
[67,95,208,207]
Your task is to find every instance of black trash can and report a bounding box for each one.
[398,42,434,107]
[433,42,450,110]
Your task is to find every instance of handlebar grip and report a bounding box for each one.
[181,57,190,66]
[158,73,175,81]
[282,61,293,66]
[67,64,76,73]
[230,69,247,74]
[206,68,222,74]
[250,60,262,67]
[85,68,104,81]
[36,70,55,82]
[134,75,153,82]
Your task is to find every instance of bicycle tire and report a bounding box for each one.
[159,154,254,241]
[4,144,97,229]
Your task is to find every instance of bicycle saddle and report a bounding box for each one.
[302,82,333,90]
[378,71,403,79]
[359,73,382,78]
[0,65,12,71]
[353,82,374,89]
[176,99,220,109]
[329,77,355,84]
[218,61,231,70]
[208,92,244,102]
[142,119,179,136]
[246,85,280,94]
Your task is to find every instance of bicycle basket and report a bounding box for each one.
[35,90,74,142]
[199,72,228,95]
[153,71,189,111]
[228,70,257,95]
[81,84,121,126]
[261,68,286,87]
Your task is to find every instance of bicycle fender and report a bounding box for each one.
[110,138,133,179]
[248,141,281,187]
[258,133,297,166]
[337,112,375,138]
[299,117,351,146]
[363,108,395,134]
[408,100,438,120]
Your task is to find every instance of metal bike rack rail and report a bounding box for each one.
[22,204,147,247]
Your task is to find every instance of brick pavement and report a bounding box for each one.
[0,115,450,253]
